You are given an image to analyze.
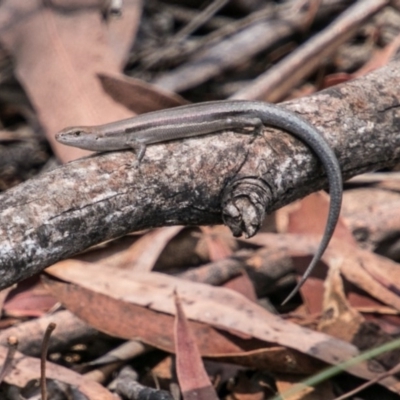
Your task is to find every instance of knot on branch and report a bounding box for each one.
[222,178,272,238]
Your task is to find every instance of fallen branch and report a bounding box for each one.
[0,59,399,289]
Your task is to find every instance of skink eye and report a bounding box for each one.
[73,131,81,137]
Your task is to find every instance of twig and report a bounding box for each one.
[40,322,56,400]
[174,0,229,41]
[334,362,400,400]
[116,365,174,400]
[141,0,230,70]
[231,0,388,102]
[0,336,18,384]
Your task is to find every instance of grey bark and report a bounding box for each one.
[0,59,399,289]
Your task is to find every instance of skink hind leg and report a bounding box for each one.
[227,117,263,136]
[248,118,263,136]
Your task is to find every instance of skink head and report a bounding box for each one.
[55,126,97,150]
[56,126,88,142]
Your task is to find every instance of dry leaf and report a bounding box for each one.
[278,191,356,245]
[318,260,364,343]
[98,72,189,114]
[3,278,56,317]
[119,227,185,272]
[44,276,326,375]
[0,0,141,162]
[275,374,334,400]
[200,226,237,261]
[248,234,400,314]
[174,292,218,400]
[43,276,272,358]
[223,271,258,303]
[44,261,400,392]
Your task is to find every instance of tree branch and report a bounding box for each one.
[1,59,400,289]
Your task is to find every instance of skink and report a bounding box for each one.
[56,100,343,304]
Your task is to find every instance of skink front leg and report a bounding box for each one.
[126,140,147,165]
[126,115,264,165]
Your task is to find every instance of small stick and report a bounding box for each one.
[334,362,400,400]
[40,323,56,400]
[142,0,229,70]
[0,336,18,384]
[231,0,388,102]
